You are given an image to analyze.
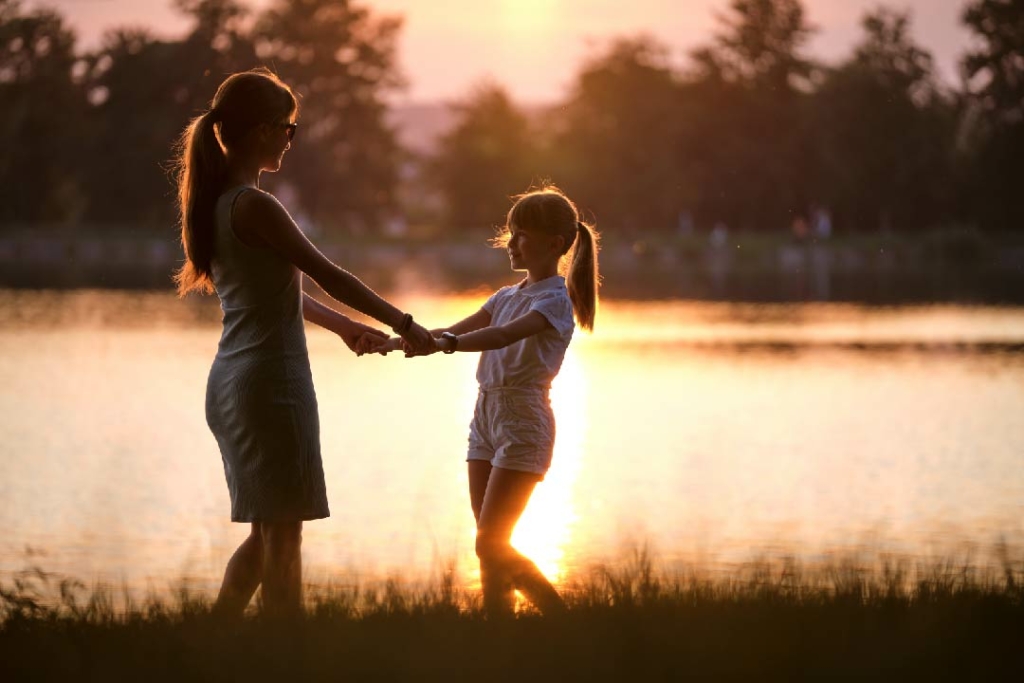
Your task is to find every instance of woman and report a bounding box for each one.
[172,67,432,617]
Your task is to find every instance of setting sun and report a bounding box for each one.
[498,0,559,33]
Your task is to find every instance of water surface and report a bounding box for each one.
[1,290,1022,594]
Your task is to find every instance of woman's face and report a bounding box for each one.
[259,117,296,172]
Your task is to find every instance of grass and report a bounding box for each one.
[2,550,1023,681]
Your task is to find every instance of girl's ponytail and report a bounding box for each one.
[567,219,599,331]
[173,109,227,296]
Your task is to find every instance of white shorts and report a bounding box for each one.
[467,387,555,478]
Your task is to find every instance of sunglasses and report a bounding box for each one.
[282,122,298,141]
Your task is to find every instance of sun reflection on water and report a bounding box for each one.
[510,349,587,585]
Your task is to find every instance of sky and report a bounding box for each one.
[35,0,974,103]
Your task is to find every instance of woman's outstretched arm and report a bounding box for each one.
[234,190,432,351]
[302,292,388,353]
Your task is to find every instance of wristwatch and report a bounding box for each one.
[440,331,458,354]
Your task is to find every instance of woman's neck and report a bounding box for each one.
[223,151,261,190]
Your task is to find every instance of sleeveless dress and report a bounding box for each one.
[204,186,329,522]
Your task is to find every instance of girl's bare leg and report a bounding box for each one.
[468,460,492,523]
[469,461,513,613]
[213,522,263,618]
[260,520,303,617]
[474,465,565,616]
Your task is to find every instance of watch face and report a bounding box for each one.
[442,332,457,352]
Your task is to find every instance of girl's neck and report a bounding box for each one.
[525,264,558,286]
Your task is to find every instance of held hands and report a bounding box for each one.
[401,334,438,357]
[394,316,436,357]
[357,334,441,357]
[360,333,456,357]
[336,318,389,356]
[357,335,402,355]
[333,312,442,358]
[353,313,448,358]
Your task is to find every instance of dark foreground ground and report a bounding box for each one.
[2,558,1022,682]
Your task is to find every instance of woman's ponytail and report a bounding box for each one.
[172,110,226,296]
[171,69,297,296]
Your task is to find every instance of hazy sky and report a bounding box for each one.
[36,0,973,103]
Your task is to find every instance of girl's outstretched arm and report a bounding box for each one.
[431,308,492,336]
[442,311,551,353]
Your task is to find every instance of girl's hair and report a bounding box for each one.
[172,67,298,296]
[497,186,600,330]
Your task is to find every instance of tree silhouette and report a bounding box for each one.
[552,36,683,235]
[0,0,87,226]
[961,0,1024,231]
[252,0,404,235]
[75,0,258,229]
[430,82,538,232]
[703,0,817,92]
[812,8,956,232]
[684,0,819,231]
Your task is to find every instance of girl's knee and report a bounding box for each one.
[475,532,510,563]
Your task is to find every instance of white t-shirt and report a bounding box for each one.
[475,275,575,390]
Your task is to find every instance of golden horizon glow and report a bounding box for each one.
[42,0,970,102]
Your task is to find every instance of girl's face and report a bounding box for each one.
[507,224,561,273]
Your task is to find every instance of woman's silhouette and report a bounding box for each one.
[172,68,432,617]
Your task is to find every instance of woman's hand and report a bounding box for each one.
[336,317,389,355]
[402,335,439,357]
[356,335,401,355]
[399,320,436,357]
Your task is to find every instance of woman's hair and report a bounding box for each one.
[497,186,600,330]
[172,67,298,296]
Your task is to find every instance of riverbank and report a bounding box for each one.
[2,227,1024,302]
[2,555,1022,681]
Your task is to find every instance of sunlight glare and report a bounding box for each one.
[511,348,586,584]
[499,0,558,33]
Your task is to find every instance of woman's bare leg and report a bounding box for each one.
[260,521,303,617]
[475,466,565,616]
[213,522,263,618]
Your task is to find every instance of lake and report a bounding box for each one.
[1,289,1023,596]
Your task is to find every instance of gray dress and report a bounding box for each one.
[205,186,329,522]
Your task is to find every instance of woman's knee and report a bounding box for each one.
[261,522,302,555]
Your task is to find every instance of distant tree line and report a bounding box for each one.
[0,0,402,234]
[435,0,1024,237]
[1,0,1022,239]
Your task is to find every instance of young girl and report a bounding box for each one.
[378,186,599,616]
[173,68,433,617]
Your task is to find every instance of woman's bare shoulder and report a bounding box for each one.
[233,188,292,226]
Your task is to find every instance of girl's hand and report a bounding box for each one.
[337,318,388,355]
